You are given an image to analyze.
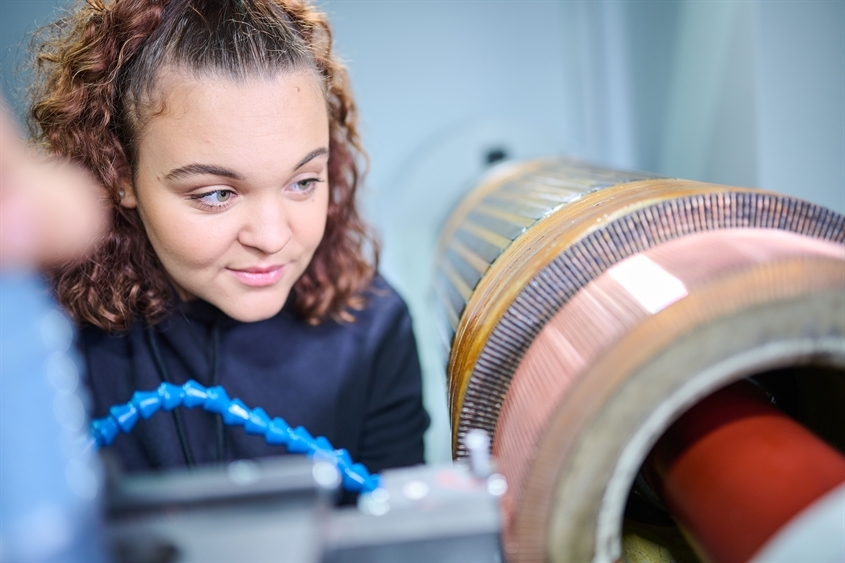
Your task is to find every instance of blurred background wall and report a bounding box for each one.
[3,0,843,463]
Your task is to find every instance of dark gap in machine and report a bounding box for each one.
[620,364,844,563]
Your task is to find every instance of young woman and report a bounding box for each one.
[28,0,429,474]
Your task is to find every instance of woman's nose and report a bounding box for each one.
[237,197,292,255]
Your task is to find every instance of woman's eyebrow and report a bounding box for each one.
[295,147,328,170]
[164,163,244,182]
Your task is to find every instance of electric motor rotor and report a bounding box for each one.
[435,157,845,562]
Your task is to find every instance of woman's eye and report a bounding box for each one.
[290,178,323,194]
[191,189,235,208]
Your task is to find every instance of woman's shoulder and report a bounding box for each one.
[351,274,413,332]
[77,320,133,351]
[364,274,409,311]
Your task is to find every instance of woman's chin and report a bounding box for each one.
[211,293,289,323]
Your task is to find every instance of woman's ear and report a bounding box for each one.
[118,178,138,209]
[114,149,137,209]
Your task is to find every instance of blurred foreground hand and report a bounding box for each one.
[0,103,108,269]
[0,101,109,563]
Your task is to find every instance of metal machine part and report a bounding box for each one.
[105,457,503,563]
[435,157,845,562]
[106,456,325,563]
[324,463,503,563]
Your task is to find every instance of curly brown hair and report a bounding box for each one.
[28,0,378,331]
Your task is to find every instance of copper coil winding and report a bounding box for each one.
[435,158,845,562]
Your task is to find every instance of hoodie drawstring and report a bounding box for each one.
[146,326,195,467]
[209,317,224,462]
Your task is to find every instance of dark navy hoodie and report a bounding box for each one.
[79,276,429,475]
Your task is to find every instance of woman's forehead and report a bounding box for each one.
[136,70,329,179]
[141,65,323,116]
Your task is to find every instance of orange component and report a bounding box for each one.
[646,382,845,563]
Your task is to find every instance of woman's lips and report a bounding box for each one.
[227,265,285,287]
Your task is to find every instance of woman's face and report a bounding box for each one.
[121,70,330,322]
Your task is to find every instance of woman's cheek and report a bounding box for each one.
[307,188,330,246]
[281,199,323,258]
[159,214,234,270]
[308,211,328,247]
